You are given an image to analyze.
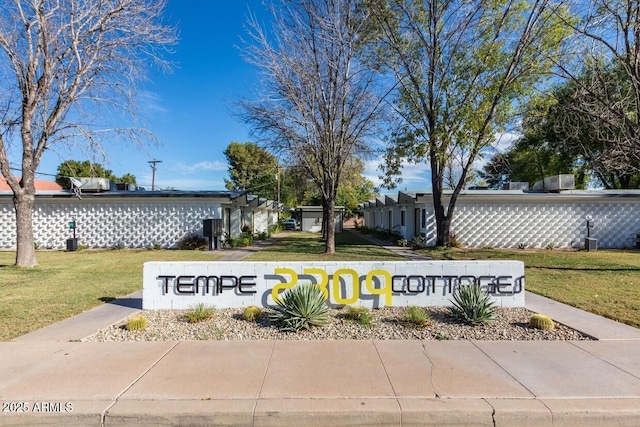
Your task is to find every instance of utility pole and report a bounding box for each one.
[148,159,162,191]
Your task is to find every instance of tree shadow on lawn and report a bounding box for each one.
[269,233,381,254]
[99,296,142,309]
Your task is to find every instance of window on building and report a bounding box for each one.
[400,210,405,226]
[421,209,426,228]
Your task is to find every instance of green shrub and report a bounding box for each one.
[449,284,496,326]
[236,235,252,247]
[178,233,208,250]
[529,313,555,331]
[411,235,427,249]
[397,238,409,247]
[269,224,281,234]
[126,315,148,331]
[270,284,329,331]
[255,231,269,240]
[435,331,451,340]
[343,305,373,326]
[242,305,263,322]
[402,306,431,326]
[184,303,215,323]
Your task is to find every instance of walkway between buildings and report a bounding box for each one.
[2,231,640,426]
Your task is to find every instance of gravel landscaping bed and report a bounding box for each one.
[84,307,593,342]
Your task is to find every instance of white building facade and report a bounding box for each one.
[362,190,640,249]
[0,190,280,249]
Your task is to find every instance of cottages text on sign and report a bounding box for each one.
[143,261,525,310]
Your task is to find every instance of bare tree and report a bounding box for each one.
[553,0,640,169]
[0,0,176,266]
[370,0,572,246]
[238,0,384,253]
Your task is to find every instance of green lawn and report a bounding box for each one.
[245,232,406,261]
[1,234,638,340]
[417,247,640,328]
[0,249,225,341]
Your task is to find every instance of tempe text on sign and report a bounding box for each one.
[143,261,525,309]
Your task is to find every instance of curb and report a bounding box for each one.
[3,398,640,426]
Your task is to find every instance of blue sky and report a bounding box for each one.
[31,1,438,192]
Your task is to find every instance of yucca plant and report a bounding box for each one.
[449,284,496,326]
[184,303,215,323]
[402,306,431,326]
[270,284,329,331]
[344,305,373,326]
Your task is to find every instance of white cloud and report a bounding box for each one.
[172,160,228,174]
[363,157,431,191]
[493,131,520,152]
[137,90,169,118]
[473,131,522,171]
[364,131,522,191]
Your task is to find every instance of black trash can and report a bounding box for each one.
[66,238,78,251]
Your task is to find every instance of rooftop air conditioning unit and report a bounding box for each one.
[544,174,575,192]
[532,174,575,192]
[115,182,137,191]
[72,177,116,192]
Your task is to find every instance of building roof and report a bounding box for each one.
[0,178,63,192]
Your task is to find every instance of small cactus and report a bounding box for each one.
[242,305,263,322]
[126,315,148,331]
[529,313,554,331]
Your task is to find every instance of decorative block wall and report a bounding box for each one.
[450,200,640,249]
[364,192,640,249]
[0,198,222,249]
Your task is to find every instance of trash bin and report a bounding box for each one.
[584,237,597,252]
[66,238,78,251]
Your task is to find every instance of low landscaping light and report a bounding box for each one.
[585,215,597,251]
[67,217,77,251]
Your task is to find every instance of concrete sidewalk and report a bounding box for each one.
[3,233,640,426]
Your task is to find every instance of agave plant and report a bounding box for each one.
[270,284,329,331]
[450,283,496,326]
